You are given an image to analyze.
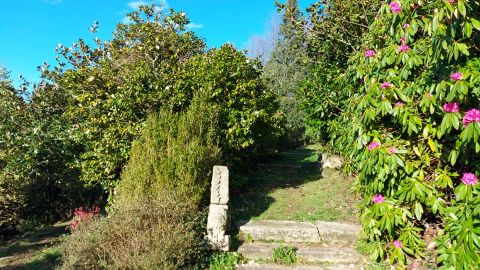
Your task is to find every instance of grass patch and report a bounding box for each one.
[271,245,298,265]
[19,246,61,270]
[209,252,243,270]
[231,145,358,223]
[0,223,66,270]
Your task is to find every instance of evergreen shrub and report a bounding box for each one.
[60,97,221,269]
[343,0,480,268]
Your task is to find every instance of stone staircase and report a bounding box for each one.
[234,220,365,270]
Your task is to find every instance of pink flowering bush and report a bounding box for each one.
[69,206,100,230]
[339,0,480,268]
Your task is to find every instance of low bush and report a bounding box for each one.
[209,252,243,270]
[59,196,207,270]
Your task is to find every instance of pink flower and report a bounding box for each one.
[393,240,403,248]
[463,109,480,127]
[365,50,376,58]
[461,173,478,185]
[69,206,100,231]
[368,141,381,151]
[449,0,456,3]
[450,72,463,81]
[411,261,420,269]
[388,147,397,154]
[399,44,410,52]
[401,37,406,44]
[443,102,460,113]
[381,82,394,89]
[394,102,404,108]
[390,2,401,13]
[403,23,410,29]
[373,194,385,203]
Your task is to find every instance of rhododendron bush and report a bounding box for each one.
[341,0,480,268]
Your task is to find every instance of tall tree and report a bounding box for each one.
[245,15,280,65]
[264,0,307,148]
[299,0,382,149]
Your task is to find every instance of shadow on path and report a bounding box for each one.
[0,223,66,270]
[231,146,322,222]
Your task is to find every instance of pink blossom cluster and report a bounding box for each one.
[393,240,403,248]
[399,44,410,52]
[368,141,381,151]
[388,147,397,154]
[461,173,478,186]
[69,206,100,230]
[390,2,401,13]
[373,194,385,203]
[381,82,394,89]
[463,109,480,127]
[450,72,463,81]
[365,50,376,58]
[394,102,404,108]
[443,102,460,113]
[403,23,410,29]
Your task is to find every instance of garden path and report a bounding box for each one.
[231,146,366,269]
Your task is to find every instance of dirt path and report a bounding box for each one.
[0,223,66,270]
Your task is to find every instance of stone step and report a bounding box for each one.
[236,263,361,270]
[237,243,362,265]
[237,220,360,244]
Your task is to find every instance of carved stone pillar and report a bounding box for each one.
[207,166,231,251]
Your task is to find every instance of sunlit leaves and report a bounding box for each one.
[338,0,480,267]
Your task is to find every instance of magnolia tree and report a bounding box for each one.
[344,0,480,268]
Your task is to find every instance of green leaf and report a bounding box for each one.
[414,202,423,220]
[458,0,466,17]
[457,43,470,56]
[472,18,480,30]
[449,149,458,165]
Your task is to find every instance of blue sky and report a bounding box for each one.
[0,0,314,86]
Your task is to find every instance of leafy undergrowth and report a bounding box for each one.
[231,145,358,223]
[0,223,66,270]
